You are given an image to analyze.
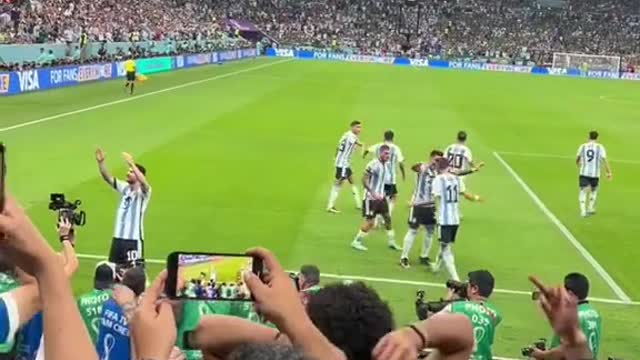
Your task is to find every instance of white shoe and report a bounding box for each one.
[327,207,341,214]
[388,241,401,251]
[431,258,442,273]
[351,241,368,251]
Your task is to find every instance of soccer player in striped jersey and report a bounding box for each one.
[351,145,401,251]
[400,150,441,269]
[96,148,151,268]
[576,130,612,217]
[363,130,405,224]
[431,157,482,281]
[327,121,363,213]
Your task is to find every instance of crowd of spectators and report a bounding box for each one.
[247,0,640,66]
[3,0,640,66]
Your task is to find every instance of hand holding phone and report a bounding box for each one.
[241,248,308,327]
[165,252,263,301]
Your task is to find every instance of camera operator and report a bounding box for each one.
[441,270,502,360]
[76,262,116,344]
[528,273,601,360]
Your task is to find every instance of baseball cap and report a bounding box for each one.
[468,270,495,298]
[94,261,116,290]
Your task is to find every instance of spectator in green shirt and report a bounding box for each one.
[76,262,115,344]
[443,270,502,360]
[530,273,602,359]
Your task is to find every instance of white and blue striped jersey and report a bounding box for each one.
[364,159,388,200]
[432,173,466,225]
[577,142,608,178]
[445,144,473,171]
[367,142,405,185]
[411,164,436,207]
[334,131,359,168]
[112,179,151,241]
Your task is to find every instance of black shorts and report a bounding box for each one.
[126,71,136,82]
[579,175,599,189]
[440,225,459,244]
[384,184,398,198]
[362,199,389,219]
[335,167,352,180]
[109,238,144,266]
[408,206,436,229]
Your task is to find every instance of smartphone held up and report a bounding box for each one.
[165,252,263,301]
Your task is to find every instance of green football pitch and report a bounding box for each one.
[2,57,640,358]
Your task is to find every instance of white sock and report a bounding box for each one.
[327,184,340,209]
[579,188,588,215]
[442,244,460,281]
[589,190,598,211]
[421,226,434,258]
[353,230,368,244]
[387,229,396,244]
[388,201,395,215]
[401,229,417,259]
[352,185,361,206]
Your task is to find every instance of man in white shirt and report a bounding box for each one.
[351,145,401,251]
[363,130,405,224]
[576,130,612,217]
[326,121,363,213]
[96,148,151,268]
[431,157,482,281]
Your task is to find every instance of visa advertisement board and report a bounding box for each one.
[0,49,257,96]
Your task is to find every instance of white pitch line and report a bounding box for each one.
[0,58,293,133]
[493,152,632,303]
[75,253,639,305]
[497,151,640,165]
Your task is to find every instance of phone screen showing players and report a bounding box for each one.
[176,254,254,301]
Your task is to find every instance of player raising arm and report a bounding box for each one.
[431,157,482,281]
[96,148,151,269]
[326,121,364,213]
[576,130,612,217]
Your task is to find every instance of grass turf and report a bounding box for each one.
[2,57,640,358]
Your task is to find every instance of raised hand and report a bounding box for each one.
[95,148,105,163]
[122,152,135,165]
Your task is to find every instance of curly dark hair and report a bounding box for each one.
[306,281,394,360]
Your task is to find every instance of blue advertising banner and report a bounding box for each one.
[265,47,639,82]
[1,48,257,96]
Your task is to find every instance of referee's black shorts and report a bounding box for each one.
[126,71,136,82]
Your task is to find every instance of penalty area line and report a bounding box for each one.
[493,152,632,303]
[0,58,294,133]
[75,253,638,306]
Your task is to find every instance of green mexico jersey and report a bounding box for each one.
[0,272,20,353]
[550,302,602,358]
[448,300,502,360]
[177,301,266,360]
[76,289,112,344]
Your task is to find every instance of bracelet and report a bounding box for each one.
[408,325,427,349]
